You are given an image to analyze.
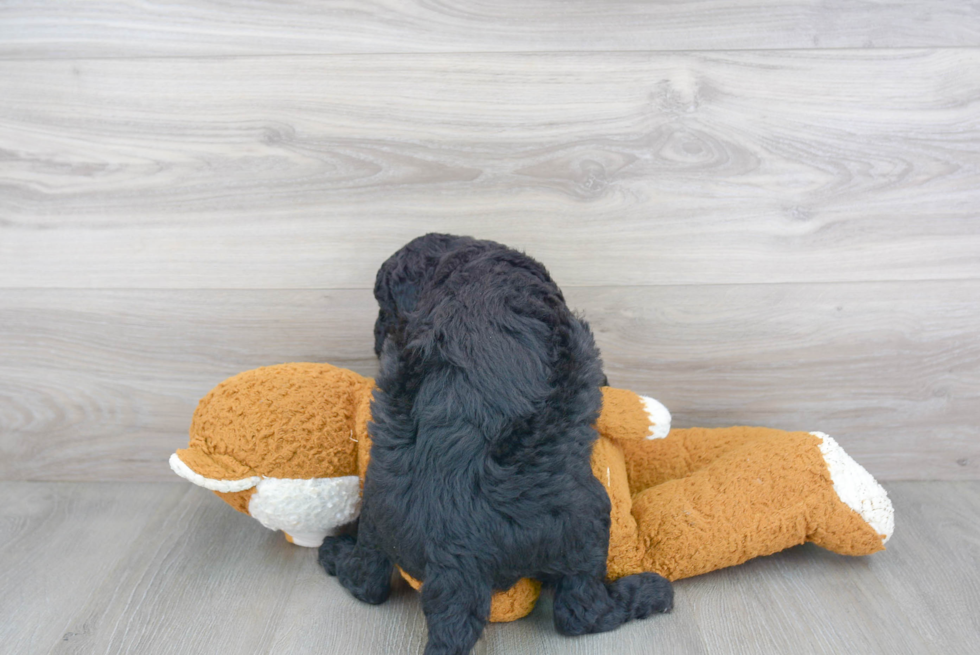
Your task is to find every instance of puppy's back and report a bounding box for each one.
[367,244,607,579]
[323,236,671,655]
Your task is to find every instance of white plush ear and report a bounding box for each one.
[811,432,895,543]
[169,452,260,492]
[638,395,672,440]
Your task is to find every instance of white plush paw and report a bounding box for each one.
[248,476,362,546]
[811,432,895,543]
[639,396,672,440]
[285,530,334,548]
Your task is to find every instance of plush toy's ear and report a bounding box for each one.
[170,447,259,491]
[596,387,672,442]
[169,448,259,517]
[170,433,262,516]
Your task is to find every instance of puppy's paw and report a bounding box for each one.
[318,534,356,577]
[338,547,392,605]
[609,572,674,619]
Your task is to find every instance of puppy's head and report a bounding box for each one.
[373,233,480,355]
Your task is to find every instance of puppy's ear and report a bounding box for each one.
[388,278,422,315]
[373,309,390,357]
[373,264,416,356]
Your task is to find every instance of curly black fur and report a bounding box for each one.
[371,234,492,357]
[321,234,672,654]
[372,234,609,386]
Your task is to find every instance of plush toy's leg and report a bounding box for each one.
[419,564,493,655]
[618,425,797,496]
[629,429,893,581]
[552,572,673,636]
[804,432,894,553]
[318,534,393,605]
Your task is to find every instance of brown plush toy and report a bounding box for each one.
[170,363,894,622]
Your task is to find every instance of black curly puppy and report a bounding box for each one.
[321,234,672,655]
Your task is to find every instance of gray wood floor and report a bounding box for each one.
[1,480,977,655]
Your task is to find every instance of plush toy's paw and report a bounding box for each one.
[284,530,333,548]
[318,534,356,577]
[608,572,674,619]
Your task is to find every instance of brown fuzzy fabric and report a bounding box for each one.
[619,425,785,497]
[590,437,643,580]
[179,363,373,481]
[595,387,656,443]
[213,488,256,515]
[179,367,887,622]
[398,568,543,623]
[629,428,884,581]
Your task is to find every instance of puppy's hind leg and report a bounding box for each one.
[420,564,493,655]
[552,572,673,636]
[318,533,393,605]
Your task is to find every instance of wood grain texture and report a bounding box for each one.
[0,289,379,482]
[0,482,190,654]
[1,481,977,654]
[2,1,979,58]
[2,50,978,288]
[586,283,980,481]
[2,282,977,483]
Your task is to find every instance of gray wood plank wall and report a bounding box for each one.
[3,1,980,56]
[1,3,978,482]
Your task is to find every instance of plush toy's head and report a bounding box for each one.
[169,363,374,546]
